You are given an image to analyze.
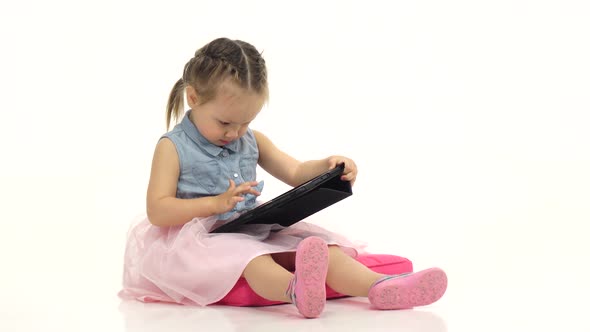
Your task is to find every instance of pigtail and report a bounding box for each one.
[166,78,185,130]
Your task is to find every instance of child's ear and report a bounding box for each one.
[185,85,199,106]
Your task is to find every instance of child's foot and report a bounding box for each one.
[368,267,447,310]
[286,236,329,318]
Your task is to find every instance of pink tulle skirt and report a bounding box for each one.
[119,214,362,306]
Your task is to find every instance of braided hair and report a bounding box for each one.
[166,38,268,129]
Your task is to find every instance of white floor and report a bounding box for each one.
[3,245,589,332]
[2,172,589,332]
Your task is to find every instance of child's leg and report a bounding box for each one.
[270,246,383,296]
[241,237,330,308]
[326,245,447,309]
[244,237,330,318]
[242,254,293,303]
[326,245,385,296]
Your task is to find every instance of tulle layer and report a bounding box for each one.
[119,214,361,306]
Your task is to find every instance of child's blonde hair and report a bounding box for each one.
[166,37,268,129]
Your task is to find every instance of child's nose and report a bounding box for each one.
[225,130,238,139]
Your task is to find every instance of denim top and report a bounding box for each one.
[162,110,263,219]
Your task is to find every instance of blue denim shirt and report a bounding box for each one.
[162,110,263,219]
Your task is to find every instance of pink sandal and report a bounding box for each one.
[368,267,448,310]
[287,236,329,318]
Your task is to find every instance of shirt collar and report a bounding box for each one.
[181,110,239,156]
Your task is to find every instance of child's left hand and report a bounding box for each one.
[327,156,357,186]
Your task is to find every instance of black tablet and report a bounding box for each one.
[210,163,352,233]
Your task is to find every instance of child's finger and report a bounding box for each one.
[239,182,259,194]
[328,158,339,170]
[344,161,355,172]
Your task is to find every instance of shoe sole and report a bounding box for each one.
[368,267,448,310]
[294,236,329,318]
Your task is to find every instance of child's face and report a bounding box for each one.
[188,81,265,147]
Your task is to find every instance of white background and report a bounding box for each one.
[1,1,589,331]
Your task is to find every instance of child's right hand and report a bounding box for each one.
[214,180,260,214]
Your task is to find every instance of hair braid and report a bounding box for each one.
[165,38,268,129]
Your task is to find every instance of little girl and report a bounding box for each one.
[120,37,447,318]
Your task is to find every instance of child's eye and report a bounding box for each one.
[219,121,230,126]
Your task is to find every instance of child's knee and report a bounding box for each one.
[242,254,273,277]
